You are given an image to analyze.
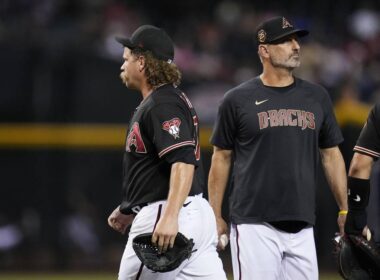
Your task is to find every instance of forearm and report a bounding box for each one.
[208,147,232,218]
[321,147,348,211]
[345,153,373,234]
[161,162,195,219]
[348,152,374,179]
[152,162,194,252]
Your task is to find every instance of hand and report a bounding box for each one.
[152,215,178,254]
[337,212,347,236]
[215,216,228,250]
[362,226,371,240]
[107,205,135,234]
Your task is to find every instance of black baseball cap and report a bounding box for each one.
[116,25,174,62]
[256,16,309,44]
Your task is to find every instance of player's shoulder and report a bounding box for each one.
[295,77,330,101]
[149,84,185,106]
[152,84,179,99]
[223,77,261,102]
[146,84,193,120]
[296,77,327,93]
[370,103,380,121]
[372,103,380,114]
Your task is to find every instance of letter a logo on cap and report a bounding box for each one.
[282,17,293,29]
[257,29,267,43]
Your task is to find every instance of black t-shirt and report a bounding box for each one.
[119,84,203,215]
[211,77,343,225]
[353,104,380,160]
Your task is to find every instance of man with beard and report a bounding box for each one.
[107,25,226,280]
[208,17,348,279]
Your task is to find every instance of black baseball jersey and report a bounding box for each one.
[211,77,343,225]
[119,84,203,215]
[353,104,380,160]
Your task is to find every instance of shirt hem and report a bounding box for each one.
[230,215,315,226]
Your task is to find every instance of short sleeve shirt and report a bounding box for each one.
[120,84,203,214]
[211,77,343,225]
[354,104,380,160]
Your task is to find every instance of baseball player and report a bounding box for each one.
[345,104,380,239]
[107,25,226,280]
[208,17,348,279]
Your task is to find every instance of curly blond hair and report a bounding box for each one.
[132,49,181,88]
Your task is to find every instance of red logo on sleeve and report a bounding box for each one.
[162,118,181,139]
[126,122,147,153]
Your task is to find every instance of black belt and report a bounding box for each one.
[122,194,201,215]
[268,221,309,233]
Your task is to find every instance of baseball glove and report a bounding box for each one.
[132,232,195,273]
[333,234,380,279]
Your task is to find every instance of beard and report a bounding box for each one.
[120,71,139,90]
[270,53,300,70]
[120,72,128,86]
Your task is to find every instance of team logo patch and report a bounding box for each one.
[282,17,293,28]
[162,118,181,139]
[126,122,147,153]
[257,29,266,43]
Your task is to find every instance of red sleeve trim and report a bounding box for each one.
[353,145,380,158]
[158,141,195,158]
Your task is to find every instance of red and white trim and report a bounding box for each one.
[180,92,193,109]
[158,141,195,158]
[354,145,380,158]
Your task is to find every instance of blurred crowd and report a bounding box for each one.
[1,0,380,271]
[1,0,380,122]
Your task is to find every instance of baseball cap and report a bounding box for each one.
[116,25,174,62]
[256,16,309,44]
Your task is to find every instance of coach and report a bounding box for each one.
[208,16,348,280]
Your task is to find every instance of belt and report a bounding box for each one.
[126,193,203,215]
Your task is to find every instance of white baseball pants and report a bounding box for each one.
[118,195,227,280]
[230,222,318,280]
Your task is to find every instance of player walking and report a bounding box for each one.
[208,16,348,279]
[108,25,226,280]
[345,104,380,239]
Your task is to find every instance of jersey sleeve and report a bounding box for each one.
[210,93,237,149]
[353,104,380,159]
[147,103,196,162]
[318,89,344,148]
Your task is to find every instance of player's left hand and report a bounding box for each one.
[337,211,347,236]
[108,205,135,234]
[152,215,178,254]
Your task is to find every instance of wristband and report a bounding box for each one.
[347,177,370,210]
[338,210,348,215]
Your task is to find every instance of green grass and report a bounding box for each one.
[0,272,342,280]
